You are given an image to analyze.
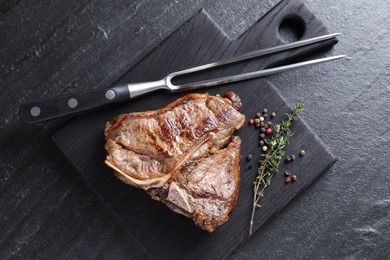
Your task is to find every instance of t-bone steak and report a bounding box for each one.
[104,92,246,232]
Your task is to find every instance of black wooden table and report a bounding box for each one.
[1,0,389,259]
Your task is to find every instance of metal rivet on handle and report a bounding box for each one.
[30,106,41,117]
[68,98,78,108]
[105,89,116,100]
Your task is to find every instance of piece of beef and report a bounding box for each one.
[104,92,245,232]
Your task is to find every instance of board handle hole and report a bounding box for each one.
[279,16,306,43]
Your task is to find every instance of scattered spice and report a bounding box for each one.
[263,113,268,118]
[285,170,291,176]
[246,154,253,161]
[262,146,268,152]
[291,175,297,181]
[249,102,304,235]
[271,112,276,118]
[260,127,266,133]
[267,121,272,127]
[260,122,265,127]
[259,140,264,146]
[285,155,291,163]
[254,118,260,124]
[263,108,268,114]
[299,150,306,157]
[291,155,296,161]
[256,113,262,118]
[285,177,292,183]
[259,116,265,122]
[266,128,272,135]
[249,119,254,125]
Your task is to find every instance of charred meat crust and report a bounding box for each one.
[104,92,245,232]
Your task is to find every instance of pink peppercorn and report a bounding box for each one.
[285,177,291,184]
[249,119,254,125]
[266,128,272,135]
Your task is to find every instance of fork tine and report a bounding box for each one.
[167,33,341,83]
[170,55,346,90]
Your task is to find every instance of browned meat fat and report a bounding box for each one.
[104,92,245,232]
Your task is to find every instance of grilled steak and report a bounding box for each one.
[104,92,245,232]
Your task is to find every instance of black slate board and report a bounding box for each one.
[52,0,337,259]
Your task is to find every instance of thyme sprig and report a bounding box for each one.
[249,102,304,235]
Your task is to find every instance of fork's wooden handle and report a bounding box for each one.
[19,84,129,124]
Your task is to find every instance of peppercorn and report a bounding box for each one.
[266,128,272,135]
[259,140,264,146]
[267,121,272,126]
[299,150,306,157]
[291,175,297,181]
[260,127,266,133]
[254,118,260,124]
[260,122,265,127]
[285,177,291,183]
[246,154,253,161]
[255,123,260,128]
[259,133,265,139]
[264,124,269,129]
[259,116,265,122]
[285,170,291,176]
[263,108,268,114]
[263,113,268,118]
[249,119,254,125]
[262,145,268,152]
[256,113,262,118]
[285,156,291,163]
[291,155,296,161]
[271,112,276,118]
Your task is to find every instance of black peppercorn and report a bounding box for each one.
[259,140,264,146]
[263,108,268,114]
[256,113,261,118]
[291,155,296,161]
[260,127,266,133]
[246,154,253,161]
[285,156,291,163]
[267,121,272,126]
[264,124,269,129]
[271,112,276,118]
[263,113,268,118]
[260,122,265,127]
[259,133,265,139]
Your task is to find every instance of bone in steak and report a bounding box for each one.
[104,92,245,232]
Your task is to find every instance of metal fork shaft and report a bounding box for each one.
[166,33,341,89]
[173,55,346,90]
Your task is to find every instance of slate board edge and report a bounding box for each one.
[115,9,224,84]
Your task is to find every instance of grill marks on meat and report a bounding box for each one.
[104,92,245,232]
[159,137,242,232]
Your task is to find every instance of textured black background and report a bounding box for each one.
[1,0,389,259]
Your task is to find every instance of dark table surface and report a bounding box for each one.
[1,0,389,259]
